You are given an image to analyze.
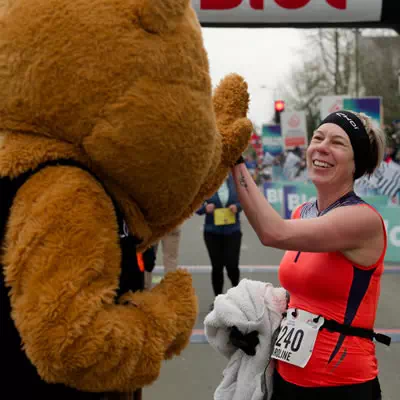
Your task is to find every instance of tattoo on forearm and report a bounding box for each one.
[239,173,248,190]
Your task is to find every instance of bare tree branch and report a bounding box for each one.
[279,29,400,133]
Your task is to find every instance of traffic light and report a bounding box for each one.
[274,100,285,124]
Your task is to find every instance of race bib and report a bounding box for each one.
[271,308,324,368]
[214,208,236,226]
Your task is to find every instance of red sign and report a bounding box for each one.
[285,137,306,147]
[201,0,346,10]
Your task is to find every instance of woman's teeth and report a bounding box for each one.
[313,160,332,168]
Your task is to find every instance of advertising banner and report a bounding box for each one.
[320,95,350,120]
[320,96,382,128]
[282,183,317,218]
[378,206,400,263]
[261,124,283,157]
[263,181,399,262]
[281,111,308,149]
[193,0,384,25]
[342,97,382,129]
[262,181,285,214]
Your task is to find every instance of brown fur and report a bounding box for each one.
[0,0,252,393]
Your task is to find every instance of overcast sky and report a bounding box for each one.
[201,28,306,127]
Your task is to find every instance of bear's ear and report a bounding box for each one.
[137,0,190,33]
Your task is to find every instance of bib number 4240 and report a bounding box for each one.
[271,309,325,368]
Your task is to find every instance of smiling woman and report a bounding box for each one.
[230,110,390,400]
[306,111,385,208]
[312,111,384,175]
[307,125,356,193]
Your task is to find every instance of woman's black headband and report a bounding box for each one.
[318,110,375,180]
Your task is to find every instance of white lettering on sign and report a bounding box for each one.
[288,194,316,211]
[288,194,300,211]
[192,0,383,24]
[266,188,283,204]
[384,220,400,248]
[390,226,400,247]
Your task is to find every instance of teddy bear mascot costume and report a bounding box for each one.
[0,0,253,398]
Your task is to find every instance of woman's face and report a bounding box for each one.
[306,123,355,187]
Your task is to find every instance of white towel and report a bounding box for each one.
[204,279,287,400]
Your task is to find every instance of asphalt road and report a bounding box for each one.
[144,213,400,400]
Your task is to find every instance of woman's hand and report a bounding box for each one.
[206,203,216,214]
[229,204,238,214]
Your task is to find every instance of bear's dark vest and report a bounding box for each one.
[0,159,144,398]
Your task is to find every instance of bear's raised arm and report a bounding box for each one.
[3,166,197,392]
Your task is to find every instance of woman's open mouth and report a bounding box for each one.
[312,160,333,168]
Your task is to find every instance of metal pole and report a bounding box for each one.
[397,69,400,95]
[334,29,339,94]
[355,28,360,97]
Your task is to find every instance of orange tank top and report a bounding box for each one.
[276,192,387,387]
